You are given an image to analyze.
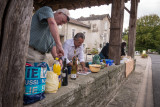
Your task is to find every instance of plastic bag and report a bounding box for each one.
[45,71,59,93]
[24,62,49,105]
[92,54,101,64]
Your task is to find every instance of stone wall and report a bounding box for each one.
[26,63,132,107]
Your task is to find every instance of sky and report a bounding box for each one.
[69,0,160,31]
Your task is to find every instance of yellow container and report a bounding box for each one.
[89,64,101,73]
[53,57,61,88]
[53,64,61,75]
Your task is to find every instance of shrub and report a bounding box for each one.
[151,49,156,52]
[157,48,160,54]
[90,48,98,55]
[141,54,148,58]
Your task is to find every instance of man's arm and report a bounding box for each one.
[51,46,63,66]
[47,17,64,56]
[78,47,88,71]
[51,46,57,58]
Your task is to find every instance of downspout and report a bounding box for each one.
[66,23,68,40]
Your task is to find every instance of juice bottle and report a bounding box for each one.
[53,57,61,88]
[53,58,61,75]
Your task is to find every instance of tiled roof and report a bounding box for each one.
[68,18,90,28]
[77,14,111,22]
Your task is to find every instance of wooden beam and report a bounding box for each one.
[0,0,33,106]
[71,4,76,10]
[96,0,100,6]
[108,0,124,65]
[128,0,138,58]
[87,0,91,8]
[124,6,130,14]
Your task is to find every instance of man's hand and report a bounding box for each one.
[59,58,63,68]
[83,67,89,72]
[56,44,64,57]
[67,62,73,67]
[80,62,88,72]
[51,46,64,60]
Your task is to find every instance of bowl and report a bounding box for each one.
[89,64,101,73]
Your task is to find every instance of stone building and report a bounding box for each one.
[59,14,111,52]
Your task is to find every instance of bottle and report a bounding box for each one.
[71,56,77,80]
[53,58,61,75]
[62,58,68,86]
[76,55,79,71]
[103,59,106,64]
[53,57,61,88]
[76,55,79,65]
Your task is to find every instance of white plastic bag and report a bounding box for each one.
[45,71,59,93]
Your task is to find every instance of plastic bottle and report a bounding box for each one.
[53,57,61,88]
[103,59,106,64]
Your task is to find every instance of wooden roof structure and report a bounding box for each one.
[34,0,130,10]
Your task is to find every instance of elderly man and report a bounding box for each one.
[27,6,70,63]
[62,32,88,73]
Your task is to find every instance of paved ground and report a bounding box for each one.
[106,56,153,107]
[149,54,160,107]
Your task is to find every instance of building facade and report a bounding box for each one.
[59,14,110,52]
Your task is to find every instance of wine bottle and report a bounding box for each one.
[62,58,68,86]
[71,56,77,80]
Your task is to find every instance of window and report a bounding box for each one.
[100,44,102,48]
[72,29,75,38]
[83,43,86,48]
[83,32,86,35]
[92,24,98,32]
[105,22,108,31]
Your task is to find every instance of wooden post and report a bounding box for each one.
[0,0,33,106]
[109,0,124,65]
[128,0,138,58]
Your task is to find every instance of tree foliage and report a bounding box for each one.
[122,28,129,44]
[135,14,160,52]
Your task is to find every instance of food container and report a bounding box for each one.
[89,64,101,73]
[100,59,114,66]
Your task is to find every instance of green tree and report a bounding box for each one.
[122,28,129,43]
[135,14,160,52]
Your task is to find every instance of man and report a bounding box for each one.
[27,6,70,63]
[62,33,88,73]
